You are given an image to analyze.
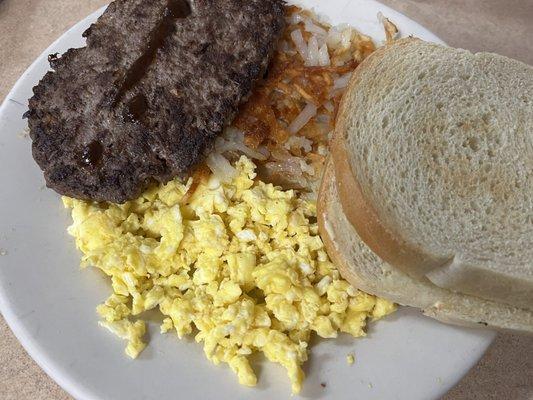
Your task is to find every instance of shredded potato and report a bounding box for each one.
[199,6,396,194]
[230,6,377,191]
[379,12,400,43]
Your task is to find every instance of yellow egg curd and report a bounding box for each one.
[64,156,395,394]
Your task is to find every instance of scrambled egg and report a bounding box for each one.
[64,156,395,394]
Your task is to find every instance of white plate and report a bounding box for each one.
[0,1,495,399]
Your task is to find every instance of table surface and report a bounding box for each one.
[0,1,532,399]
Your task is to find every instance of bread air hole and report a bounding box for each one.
[469,201,480,212]
[482,113,492,124]
[462,137,480,152]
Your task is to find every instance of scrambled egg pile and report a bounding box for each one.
[64,156,395,393]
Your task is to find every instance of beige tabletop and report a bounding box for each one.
[0,1,532,399]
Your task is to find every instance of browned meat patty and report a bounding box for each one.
[26,0,285,203]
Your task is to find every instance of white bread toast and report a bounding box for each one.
[331,38,533,310]
[318,158,533,333]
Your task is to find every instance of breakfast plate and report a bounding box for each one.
[0,0,496,399]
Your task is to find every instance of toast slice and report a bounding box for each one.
[331,38,533,310]
[318,158,533,333]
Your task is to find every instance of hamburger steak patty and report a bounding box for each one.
[26,0,285,203]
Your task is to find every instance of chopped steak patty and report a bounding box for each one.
[26,0,285,203]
